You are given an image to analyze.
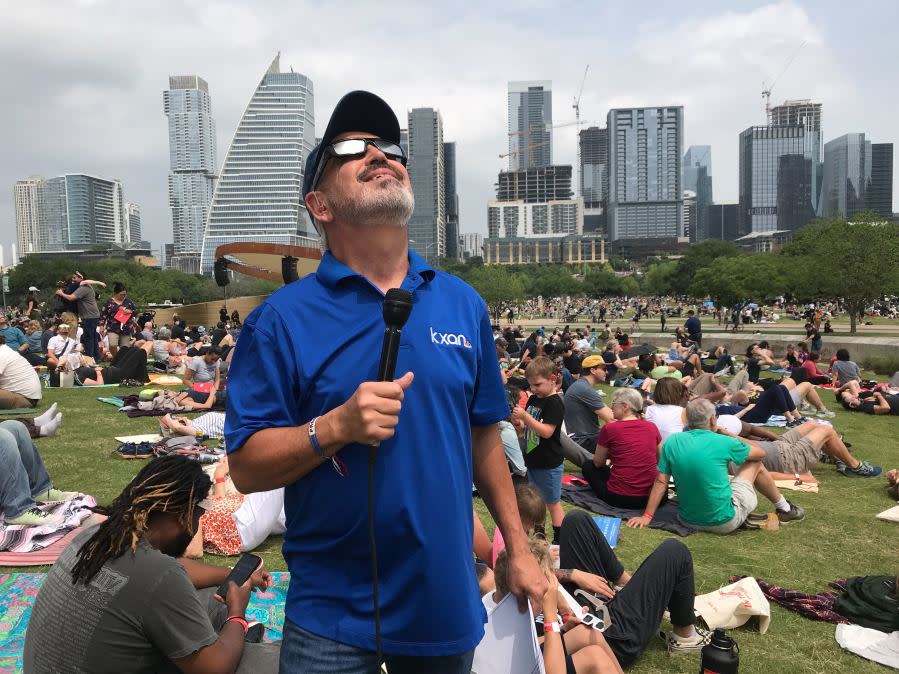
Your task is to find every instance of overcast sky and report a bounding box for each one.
[2,0,897,262]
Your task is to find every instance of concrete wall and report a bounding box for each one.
[150,295,269,328]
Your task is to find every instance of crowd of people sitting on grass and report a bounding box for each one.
[4,290,899,672]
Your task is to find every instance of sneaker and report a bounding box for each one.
[835,460,848,474]
[816,409,836,418]
[843,461,882,478]
[799,403,815,414]
[777,501,806,523]
[785,418,803,428]
[32,488,79,503]
[661,627,711,654]
[6,507,64,527]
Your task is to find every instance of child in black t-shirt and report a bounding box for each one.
[511,356,566,544]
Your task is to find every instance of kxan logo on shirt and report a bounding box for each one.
[430,327,472,349]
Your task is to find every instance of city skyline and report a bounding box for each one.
[2,0,898,260]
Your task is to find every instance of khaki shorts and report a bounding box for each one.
[107,332,133,348]
[694,477,758,535]
[774,428,820,474]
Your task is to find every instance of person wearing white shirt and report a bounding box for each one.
[46,324,80,370]
[0,344,42,408]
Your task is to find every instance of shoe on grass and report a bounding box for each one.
[777,501,805,523]
[661,627,711,654]
[6,507,64,527]
[799,403,815,414]
[816,408,836,418]
[32,488,79,503]
[843,461,882,478]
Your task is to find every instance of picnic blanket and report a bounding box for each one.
[0,526,85,567]
[750,415,833,428]
[0,571,290,672]
[97,396,125,408]
[560,483,696,536]
[0,496,96,554]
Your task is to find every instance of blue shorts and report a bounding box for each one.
[528,465,563,504]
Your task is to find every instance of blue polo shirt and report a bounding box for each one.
[225,250,508,656]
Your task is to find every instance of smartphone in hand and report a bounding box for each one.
[215,553,263,600]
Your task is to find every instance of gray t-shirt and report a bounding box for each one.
[563,377,606,445]
[832,360,860,384]
[189,356,219,382]
[23,524,217,673]
[72,285,100,319]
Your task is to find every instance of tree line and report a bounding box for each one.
[442,214,899,334]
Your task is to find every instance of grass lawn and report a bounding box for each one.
[5,383,898,673]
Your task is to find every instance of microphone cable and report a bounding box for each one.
[369,288,413,670]
[368,445,382,669]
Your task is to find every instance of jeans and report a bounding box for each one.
[81,317,100,360]
[498,421,526,475]
[279,619,475,674]
[741,384,796,423]
[0,420,52,518]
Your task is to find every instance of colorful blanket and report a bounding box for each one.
[0,496,96,554]
[0,571,290,672]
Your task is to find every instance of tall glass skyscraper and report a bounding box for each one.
[407,108,445,263]
[164,75,217,273]
[443,141,459,260]
[200,54,316,275]
[684,145,713,241]
[508,81,552,170]
[738,126,815,235]
[822,133,871,219]
[870,143,894,219]
[607,107,683,242]
[768,100,823,215]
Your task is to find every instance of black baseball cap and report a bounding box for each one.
[302,90,401,199]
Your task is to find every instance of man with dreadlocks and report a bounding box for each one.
[23,455,280,673]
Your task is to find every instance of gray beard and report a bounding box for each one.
[326,179,415,228]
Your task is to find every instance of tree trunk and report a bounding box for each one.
[849,302,858,334]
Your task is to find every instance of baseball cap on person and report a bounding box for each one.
[581,355,607,369]
[302,90,402,201]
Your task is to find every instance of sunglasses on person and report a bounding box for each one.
[310,138,407,192]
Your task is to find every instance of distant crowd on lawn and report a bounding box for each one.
[498,294,899,333]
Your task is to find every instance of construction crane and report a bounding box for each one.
[502,118,597,161]
[572,65,590,197]
[761,41,806,122]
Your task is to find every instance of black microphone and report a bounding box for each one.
[376,288,413,383]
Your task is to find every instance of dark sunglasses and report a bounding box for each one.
[310,138,407,192]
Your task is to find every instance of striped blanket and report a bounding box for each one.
[0,496,96,554]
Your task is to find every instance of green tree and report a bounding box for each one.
[691,254,783,307]
[643,260,679,296]
[467,265,525,320]
[779,215,899,332]
[582,269,622,298]
[670,239,741,295]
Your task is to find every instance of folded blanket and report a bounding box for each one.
[560,484,696,536]
[0,496,96,553]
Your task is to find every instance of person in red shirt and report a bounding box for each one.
[799,352,830,385]
[582,388,666,510]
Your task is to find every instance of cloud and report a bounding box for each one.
[0,0,894,265]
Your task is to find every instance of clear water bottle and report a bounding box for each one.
[699,628,739,674]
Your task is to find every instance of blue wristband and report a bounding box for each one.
[308,416,325,458]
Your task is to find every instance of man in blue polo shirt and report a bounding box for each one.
[225,90,545,674]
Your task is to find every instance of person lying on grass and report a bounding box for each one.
[837,380,899,415]
[628,398,805,534]
[714,415,881,479]
[23,454,280,673]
